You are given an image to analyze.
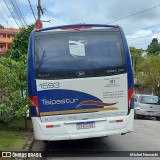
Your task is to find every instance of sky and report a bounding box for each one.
[1,0,160,50]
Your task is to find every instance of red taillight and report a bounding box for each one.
[138,96,141,103]
[109,119,123,123]
[128,88,134,109]
[29,96,40,116]
[128,88,134,101]
[46,125,54,128]
[60,26,92,30]
[116,119,123,123]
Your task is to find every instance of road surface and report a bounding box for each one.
[30,118,160,159]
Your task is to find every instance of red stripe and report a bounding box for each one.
[29,96,40,116]
[60,26,92,30]
[77,101,117,108]
[128,88,134,101]
[46,125,53,128]
[116,119,123,123]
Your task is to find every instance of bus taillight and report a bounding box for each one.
[46,125,54,128]
[128,88,134,109]
[128,88,134,101]
[29,96,40,116]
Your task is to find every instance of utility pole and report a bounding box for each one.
[35,0,43,29]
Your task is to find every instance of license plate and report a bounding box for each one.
[76,121,95,130]
[147,111,156,116]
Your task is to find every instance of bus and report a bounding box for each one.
[27,24,134,141]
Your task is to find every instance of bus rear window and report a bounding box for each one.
[35,29,126,79]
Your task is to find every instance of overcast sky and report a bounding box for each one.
[1,0,160,50]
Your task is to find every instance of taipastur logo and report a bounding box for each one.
[41,98,78,105]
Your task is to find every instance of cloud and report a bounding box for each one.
[2,0,160,49]
[126,29,160,49]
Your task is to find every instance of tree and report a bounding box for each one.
[6,25,34,61]
[129,47,144,77]
[147,38,160,56]
[137,55,160,96]
[0,56,28,128]
[0,25,34,129]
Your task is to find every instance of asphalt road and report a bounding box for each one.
[30,118,160,160]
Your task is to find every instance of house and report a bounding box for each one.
[0,26,20,56]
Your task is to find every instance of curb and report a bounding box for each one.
[16,136,35,160]
[23,137,35,152]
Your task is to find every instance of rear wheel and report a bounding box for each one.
[141,115,145,119]
[43,140,49,144]
[156,117,160,121]
[134,111,139,119]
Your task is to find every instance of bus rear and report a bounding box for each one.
[28,24,134,141]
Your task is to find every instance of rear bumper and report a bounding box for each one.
[135,110,160,117]
[31,110,134,141]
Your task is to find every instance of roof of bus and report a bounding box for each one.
[36,24,120,32]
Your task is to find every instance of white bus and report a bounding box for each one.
[27,24,134,141]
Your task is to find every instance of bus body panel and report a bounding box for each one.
[31,109,134,141]
[36,74,128,120]
[27,24,134,141]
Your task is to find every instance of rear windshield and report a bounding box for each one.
[35,28,126,79]
[140,96,160,104]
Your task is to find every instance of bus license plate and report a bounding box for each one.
[76,121,95,130]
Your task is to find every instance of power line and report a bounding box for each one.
[3,0,28,28]
[126,24,160,41]
[10,0,26,28]
[107,4,160,24]
[14,0,28,26]
[0,12,13,28]
[0,2,10,27]
[127,36,149,40]
[3,0,21,28]
[126,23,160,35]
[129,42,150,46]
[143,23,160,30]
[27,0,36,21]
[0,1,16,28]
[127,35,153,40]
[129,40,151,44]
[6,0,23,27]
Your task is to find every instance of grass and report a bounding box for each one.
[0,137,27,151]
[0,118,33,151]
[4,118,33,130]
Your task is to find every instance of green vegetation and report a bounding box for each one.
[6,25,34,61]
[0,25,34,152]
[137,55,160,96]
[0,118,33,151]
[130,38,160,96]
[0,56,28,127]
[4,118,33,130]
[0,25,34,129]
[147,38,160,56]
[129,47,144,77]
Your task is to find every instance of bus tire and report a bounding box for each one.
[43,140,48,143]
